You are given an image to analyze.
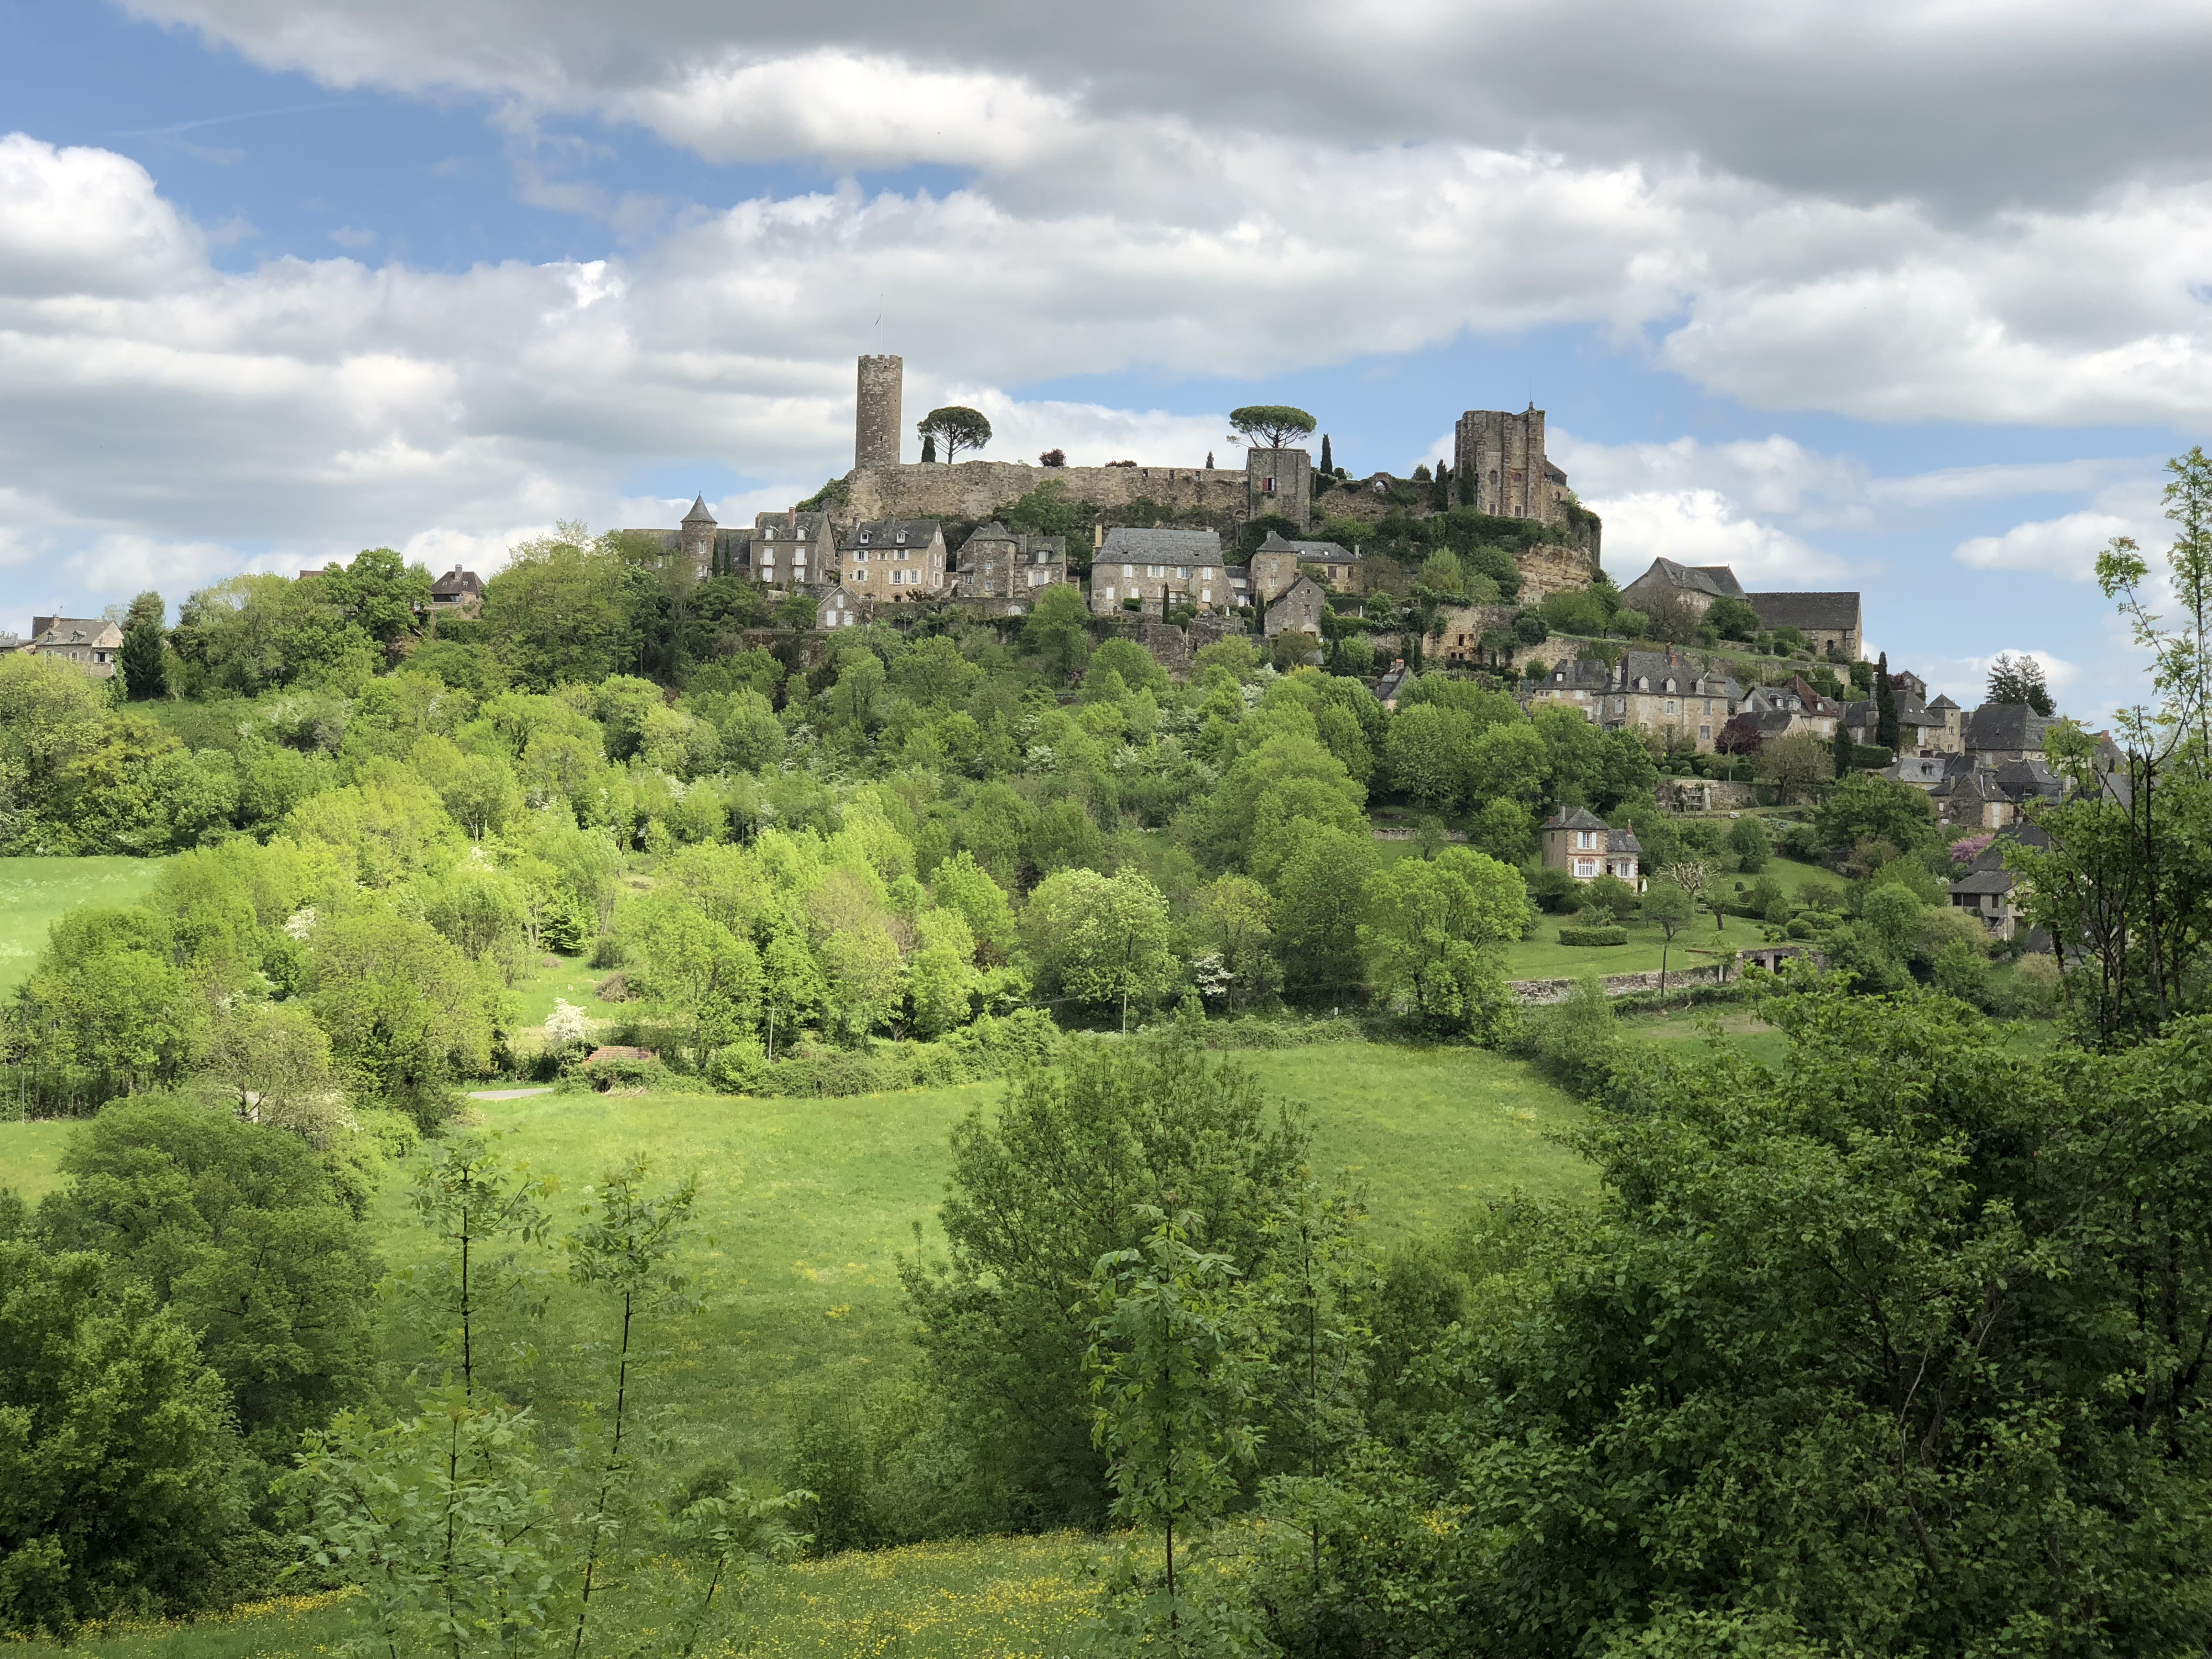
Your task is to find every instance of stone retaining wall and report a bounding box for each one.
[1510,963,1734,1004]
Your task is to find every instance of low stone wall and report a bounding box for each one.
[1510,963,1734,1004]
[1661,778,1761,812]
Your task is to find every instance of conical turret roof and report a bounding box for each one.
[682,494,716,524]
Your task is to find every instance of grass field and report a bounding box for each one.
[0,1039,1585,1658]
[0,855,166,994]
[1507,910,1768,980]
[5,1532,1117,1659]
[0,1041,1589,1480]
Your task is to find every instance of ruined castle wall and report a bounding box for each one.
[842,462,1250,534]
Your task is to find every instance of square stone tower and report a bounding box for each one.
[1245,447,1311,528]
[857,354,902,470]
[1455,405,1561,523]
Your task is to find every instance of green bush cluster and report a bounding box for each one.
[1557,924,1629,946]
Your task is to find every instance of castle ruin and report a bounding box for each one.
[855,355,904,470]
[1455,405,1573,526]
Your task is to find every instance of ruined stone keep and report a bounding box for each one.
[1455,405,1572,525]
[856,353,903,469]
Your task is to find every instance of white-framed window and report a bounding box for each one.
[853,549,867,563]
[1576,830,1597,850]
[1573,857,1599,878]
[896,531,908,545]
[859,530,871,544]
[1665,699,1677,714]
[796,526,807,540]
[1100,585,1115,602]
[764,526,776,541]
[1123,564,1135,577]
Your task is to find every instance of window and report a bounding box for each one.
[1576,830,1597,850]
[1123,564,1135,578]
[796,527,806,540]
[858,530,870,544]
[1573,858,1599,878]
[1665,700,1677,714]
[1263,475,1277,493]
[1100,585,1115,602]
[896,531,907,545]
[764,527,776,541]
[1699,725,1712,741]
[852,550,866,563]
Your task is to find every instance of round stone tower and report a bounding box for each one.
[679,494,717,573]
[856,353,902,470]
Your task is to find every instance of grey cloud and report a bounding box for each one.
[125,0,2212,213]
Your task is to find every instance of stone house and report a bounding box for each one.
[952,523,1071,615]
[1248,530,1362,602]
[1947,826,2049,943]
[1088,527,1229,617]
[428,567,484,614]
[1747,591,1862,660]
[1619,558,1747,618]
[1539,806,1643,886]
[1221,563,1256,610]
[1965,702,2053,764]
[842,519,948,603]
[754,510,838,588]
[1264,574,1327,640]
[1524,651,1741,752]
[25,617,123,677]
[1617,558,1863,660]
[1844,692,1947,754]
[1925,694,1964,753]
[1373,659,1412,708]
[815,586,867,630]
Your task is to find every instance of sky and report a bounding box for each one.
[4,1,2212,717]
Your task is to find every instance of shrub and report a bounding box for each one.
[1526,865,1582,914]
[1558,925,1630,946]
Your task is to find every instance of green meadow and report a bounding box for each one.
[0,855,168,995]
[0,1040,1591,1659]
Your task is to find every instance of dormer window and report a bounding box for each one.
[859,530,872,545]
[764,527,776,541]
[796,528,807,541]
[895,531,907,545]
[1637,677,1650,691]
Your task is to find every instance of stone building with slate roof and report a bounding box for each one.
[1523,650,1742,752]
[1088,526,1229,617]
[1745,591,1862,660]
[951,522,1071,615]
[1618,558,1748,616]
[1248,530,1363,602]
[1965,702,2054,763]
[1538,806,1644,886]
[24,617,122,677]
[1264,573,1328,640]
[842,519,948,602]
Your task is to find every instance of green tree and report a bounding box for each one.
[479,529,630,688]
[1985,650,2055,715]
[916,406,992,462]
[119,589,168,701]
[307,907,498,1130]
[39,1099,379,1450]
[1021,583,1092,679]
[1814,771,1937,854]
[562,1156,700,1659]
[1360,848,1530,1036]
[901,1036,1309,1526]
[0,1242,248,1637]
[1195,874,1281,1011]
[1086,1208,1260,1645]
[1641,879,1694,990]
[1875,650,1901,751]
[1268,823,1376,1005]
[397,1131,555,1400]
[326,547,433,647]
[1705,595,1760,640]
[1239,995,2212,1657]
[1756,731,1835,804]
[1384,704,1471,810]
[1229,406,1317,450]
[1728,813,1771,872]
[1021,868,1178,1030]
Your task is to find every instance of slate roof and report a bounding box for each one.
[1746,591,1861,632]
[1928,693,1961,711]
[1536,657,1614,693]
[1098,526,1225,566]
[430,567,483,598]
[1373,661,1412,703]
[846,519,942,550]
[29,618,122,649]
[1541,807,1609,832]
[681,494,715,525]
[1965,702,2053,753]
[1634,558,1746,601]
[1949,868,2017,896]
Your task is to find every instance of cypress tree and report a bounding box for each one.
[1874,650,1900,753]
[921,432,938,463]
[1319,433,1332,475]
[1832,720,1854,776]
[119,589,166,701]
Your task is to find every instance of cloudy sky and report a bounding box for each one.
[6,1,2211,715]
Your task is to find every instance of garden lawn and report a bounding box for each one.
[0,855,167,994]
[1508,910,1770,980]
[506,948,634,1032]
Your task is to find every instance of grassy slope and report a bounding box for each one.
[0,1040,1583,1658]
[0,856,166,994]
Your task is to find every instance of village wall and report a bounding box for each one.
[1510,963,1734,1004]
[842,462,1252,533]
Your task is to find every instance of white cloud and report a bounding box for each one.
[1952,478,2167,578]
[1587,488,1843,587]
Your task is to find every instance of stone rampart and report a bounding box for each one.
[843,462,1248,532]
